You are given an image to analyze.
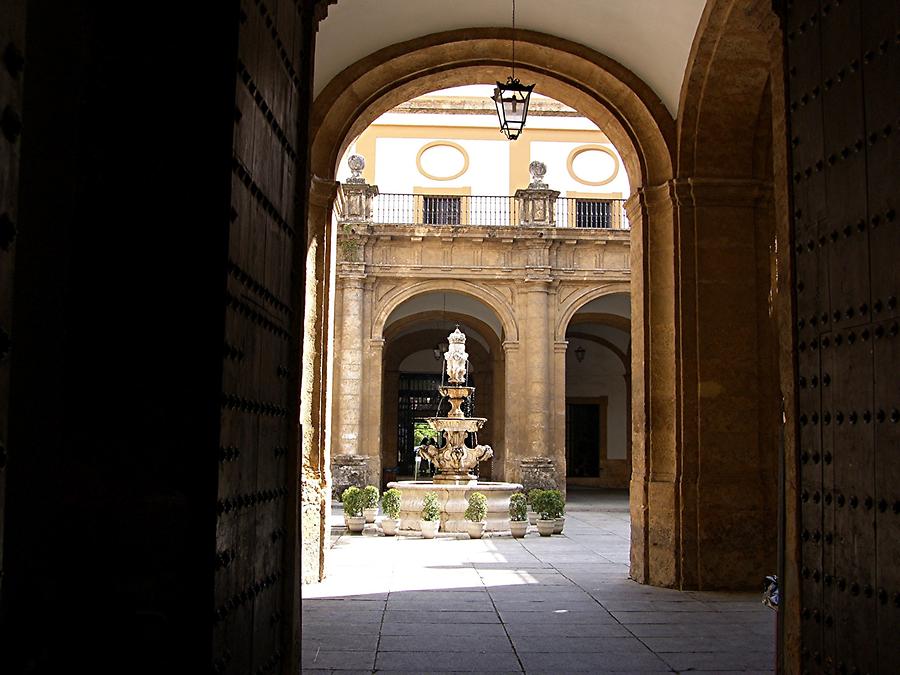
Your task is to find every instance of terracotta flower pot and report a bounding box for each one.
[553,517,565,534]
[510,520,528,538]
[536,519,556,537]
[419,519,439,539]
[466,521,486,539]
[346,515,366,533]
[381,517,399,536]
[363,507,378,524]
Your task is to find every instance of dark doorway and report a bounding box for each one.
[566,400,605,477]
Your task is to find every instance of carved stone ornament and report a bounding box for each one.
[346,154,366,184]
[443,327,468,384]
[528,160,548,188]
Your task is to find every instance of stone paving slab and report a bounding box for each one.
[376,634,515,653]
[300,649,376,670]
[517,650,670,672]
[304,490,776,674]
[377,622,510,638]
[374,650,523,672]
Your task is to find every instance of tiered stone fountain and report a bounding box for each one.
[388,327,522,533]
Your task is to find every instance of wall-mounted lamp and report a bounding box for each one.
[433,342,449,361]
[574,345,586,363]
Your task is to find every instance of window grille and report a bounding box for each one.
[422,196,462,224]
[575,199,612,228]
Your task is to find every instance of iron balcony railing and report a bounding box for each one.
[369,193,629,229]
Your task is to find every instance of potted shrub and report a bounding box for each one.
[552,490,566,534]
[380,487,402,536]
[362,485,379,523]
[508,493,528,538]
[526,488,541,525]
[464,492,488,539]
[341,486,365,534]
[419,491,441,539]
[532,489,564,537]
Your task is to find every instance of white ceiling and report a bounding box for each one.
[315,0,706,116]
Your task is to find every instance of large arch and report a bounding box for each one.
[372,280,519,343]
[310,28,675,189]
[555,284,630,341]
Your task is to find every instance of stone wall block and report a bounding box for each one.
[330,454,368,499]
[519,457,557,493]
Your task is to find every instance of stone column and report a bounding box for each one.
[332,155,378,486]
[300,176,338,583]
[361,336,385,486]
[626,183,678,587]
[522,278,553,479]
[336,274,365,456]
[552,340,569,493]
[502,340,522,482]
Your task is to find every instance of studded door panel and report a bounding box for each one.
[0,0,25,601]
[213,2,313,674]
[787,0,900,671]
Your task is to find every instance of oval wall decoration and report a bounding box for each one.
[566,145,619,186]
[416,141,470,181]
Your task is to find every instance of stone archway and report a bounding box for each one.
[558,292,632,490]
[306,13,787,592]
[310,28,675,188]
[381,315,503,486]
[372,279,518,343]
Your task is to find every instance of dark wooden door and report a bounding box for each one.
[213,2,315,674]
[787,0,900,671]
[0,2,315,673]
[0,0,25,606]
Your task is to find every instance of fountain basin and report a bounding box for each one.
[387,480,523,533]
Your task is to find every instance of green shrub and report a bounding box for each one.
[509,493,528,521]
[362,485,379,509]
[527,489,542,507]
[341,486,363,517]
[532,489,564,520]
[421,492,441,522]
[464,492,488,522]
[381,488,402,519]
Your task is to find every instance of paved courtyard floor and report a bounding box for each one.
[302,489,776,674]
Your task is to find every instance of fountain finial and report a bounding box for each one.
[444,327,468,383]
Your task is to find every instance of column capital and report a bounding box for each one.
[309,174,340,209]
[336,270,366,286]
[502,340,520,353]
[553,341,569,353]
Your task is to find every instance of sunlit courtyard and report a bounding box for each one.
[302,490,775,673]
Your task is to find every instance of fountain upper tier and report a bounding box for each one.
[417,327,493,485]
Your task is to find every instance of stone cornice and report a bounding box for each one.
[672,177,773,208]
[338,224,631,245]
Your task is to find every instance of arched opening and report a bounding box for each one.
[379,294,506,490]
[563,293,631,490]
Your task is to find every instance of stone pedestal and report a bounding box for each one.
[519,457,557,492]
[331,454,368,500]
[515,161,560,227]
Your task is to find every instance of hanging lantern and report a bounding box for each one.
[493,77,534,141]
[492,0,535,141]
[574,345,586,363]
